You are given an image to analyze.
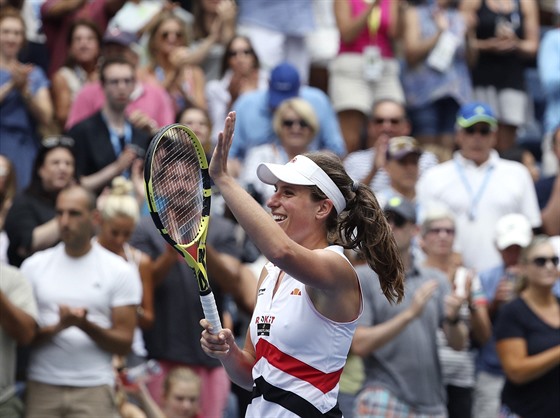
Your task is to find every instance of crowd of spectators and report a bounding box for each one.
[0,0,559,418]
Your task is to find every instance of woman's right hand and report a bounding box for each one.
[200,318,235,359]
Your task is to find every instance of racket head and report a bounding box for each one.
[144,123,212,293]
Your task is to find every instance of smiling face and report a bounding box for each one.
[522,241,559,290]
[0,15,24,59]
[277,107,315,157]
[266,181,327,245]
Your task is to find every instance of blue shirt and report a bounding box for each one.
[538,28,560,134]
[237,0,315,36]
[230,87,346,160]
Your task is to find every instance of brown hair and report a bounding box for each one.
[305,152,405,303]
[63,19,102,68]
[146,12,190,65]
[219,34,260,77]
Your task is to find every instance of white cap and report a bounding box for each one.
[495,213,533,250]
[257,155,346,214]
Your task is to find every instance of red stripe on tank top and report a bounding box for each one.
[255,339,343,394]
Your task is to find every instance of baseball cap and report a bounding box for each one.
[386,136,423,160]
[495,213,532,250]
[456,102,497,128]
[383,196,416,224]
[103,28,138,47]
[257,155,346,214]
[268,62,300,109]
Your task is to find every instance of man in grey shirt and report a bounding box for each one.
[351,196,467,417]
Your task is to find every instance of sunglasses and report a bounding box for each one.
[227,48,252,57]
[385,211,408,228]
[42,135,75,148]
[464,126,492,136]
[530,256,559,267]
[282,119,310,129]
[372,117,403,125]
[427,227,455,236]
[161,30,183,40]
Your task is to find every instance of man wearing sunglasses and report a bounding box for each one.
[343,99,439,195]
[417,102,541,273]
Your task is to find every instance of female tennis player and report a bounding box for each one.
[200,111,404,417]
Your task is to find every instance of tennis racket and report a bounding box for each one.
[144,124,222,334]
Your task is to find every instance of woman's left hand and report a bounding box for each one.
[209,111,236,182]
[200,318,234,358]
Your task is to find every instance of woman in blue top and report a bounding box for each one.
[0,7,53,191]
[401,0,474,161]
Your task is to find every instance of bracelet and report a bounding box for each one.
[445,316,461,325]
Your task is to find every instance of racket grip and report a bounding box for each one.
[200,293,222,334]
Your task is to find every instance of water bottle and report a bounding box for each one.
[124,359,162,384]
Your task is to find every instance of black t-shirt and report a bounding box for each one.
[495,297,560,417]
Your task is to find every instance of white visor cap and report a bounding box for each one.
[256,155,346,214]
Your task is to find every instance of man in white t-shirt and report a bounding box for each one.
[21,185,142,418]
[416,102,542,272]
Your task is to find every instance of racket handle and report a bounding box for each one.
[200,293,222,334]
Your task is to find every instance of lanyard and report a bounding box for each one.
[454,159,494,221]
[102,113,133,157]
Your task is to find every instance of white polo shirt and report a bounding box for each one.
[416,150,541,272]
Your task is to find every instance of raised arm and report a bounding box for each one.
[209,113,357,295]
[352,280,438,356]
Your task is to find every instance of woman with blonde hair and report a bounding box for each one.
[495,235,560,418]
[239,97,320,206]
[127,366,202,418]
[96,176,155,367]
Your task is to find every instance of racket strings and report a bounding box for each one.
[151,129,205,244]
